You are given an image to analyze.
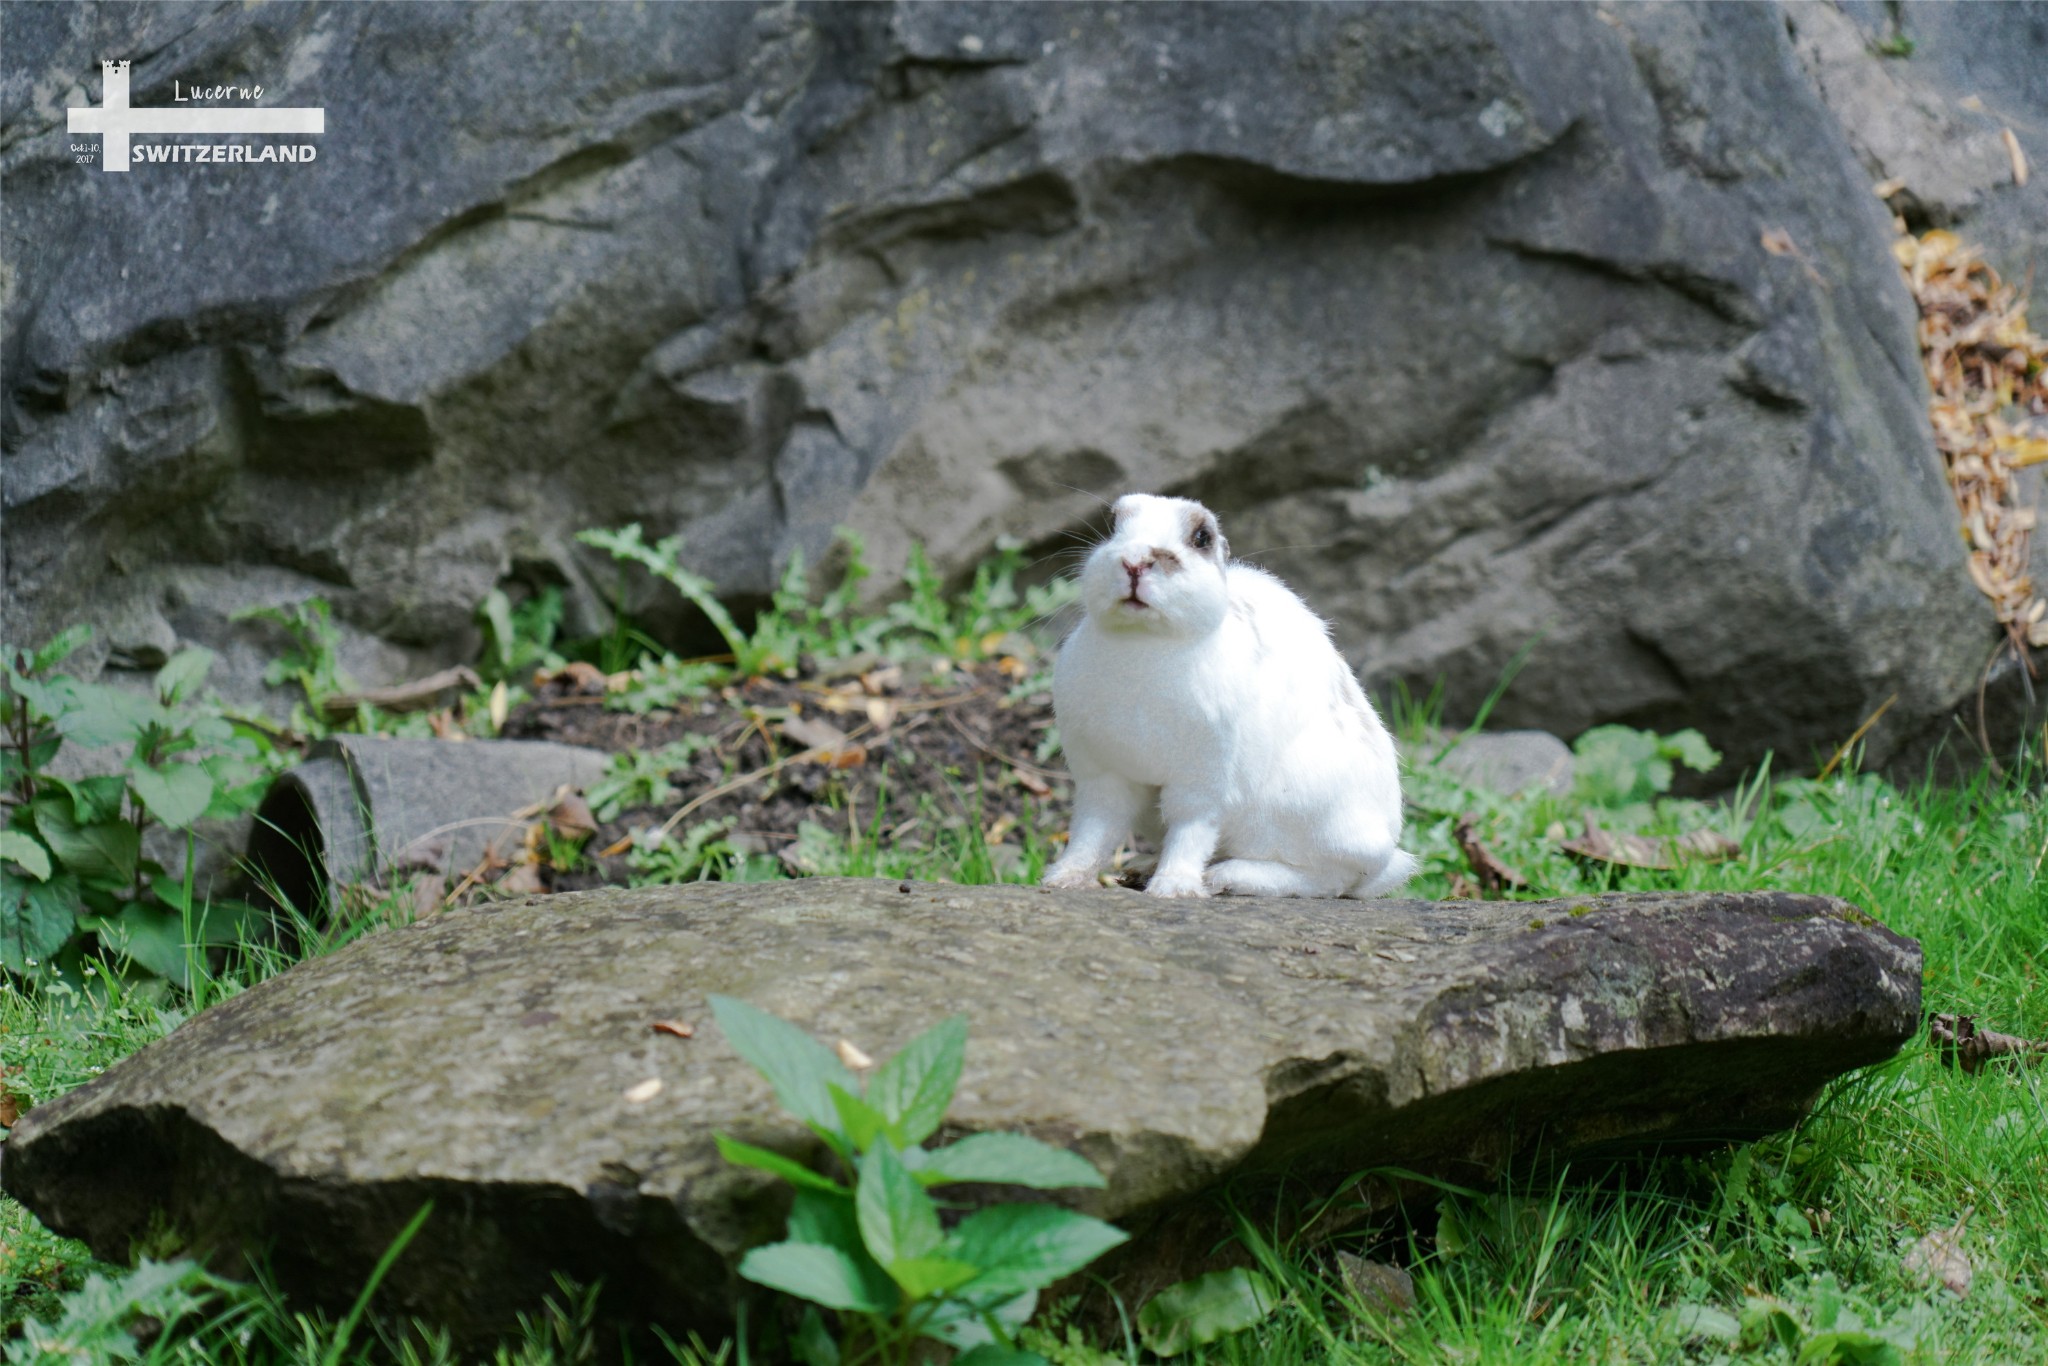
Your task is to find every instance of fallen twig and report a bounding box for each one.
[321,666,482,721]
[944,710,1060,793]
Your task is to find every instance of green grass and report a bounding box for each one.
[4,730,2043,1362]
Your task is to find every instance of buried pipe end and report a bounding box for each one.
[243,737,608,931]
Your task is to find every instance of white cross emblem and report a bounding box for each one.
[67,60,324,172]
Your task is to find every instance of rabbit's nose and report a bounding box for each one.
[1122,557,1150,577]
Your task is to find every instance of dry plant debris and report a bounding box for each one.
[1334,1250,1416,1316]
[1559,815,1740,871]
[1928,1012,2048,1073]
[1903,1207,1974,1297]
[1893,227,2048,654]
[1452,813,1528,895]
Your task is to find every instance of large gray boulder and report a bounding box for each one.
[2,1,2030,771]
[3,880,1920,1343]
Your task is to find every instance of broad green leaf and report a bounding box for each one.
[480,589,517,671]
[911,1133,1107,1190]
[1664,728,1723,774]
[53,774,128,825]
[1137,1268,1278,1357]
[153,648,215,705]
[1,870,80,974]
[128,761,214,830]
[84,903,192,984]
[791,1307,840,1366]
[7,675,79,728]
[952,1348,1046,1366]
[1671,1303,1742,1342]
[32,799,139,885]
[145,883,262,947]
[709,995,862,1145]
[869,1013,967,1147]
[53,687,159,748]
[943,1204,1128,1300]
[0,831,52,881]
[857,1142,943,1273]
[887,1255,980,1299]
[923,1289,1038,1351]
[1796,1331,1903,1366]
[787,1189,863,1250]
[738,1242,895,1314]
[714,1134,848,1194]
[829,1083,889,1153]
[30,624,93,674]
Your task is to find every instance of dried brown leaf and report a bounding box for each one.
[1561,816,1740,870]
[548,792,599,841]
[1904,1208,1973,1297]
[1013,767,1053,798]
[538,661,609,695]
[650,1019,695,1039]
[497,862,545,896]
[1929,1013,2048,1073]
[1453,813,1527,894]
[1335,1251,1416,1316]
[780,714,867,767]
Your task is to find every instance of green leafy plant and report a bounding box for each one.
[886,541,1075,663]
[235,597,352,725]
[1136,1267,1278,1357]
[588,737,715,822]
[627,817,740,886]
[577,525,797,678]
[1570,724,1722,808]
[710,995,1126,1365]
[478,584,566,685]
[4,1257,248,1364]
[3,631,271,987]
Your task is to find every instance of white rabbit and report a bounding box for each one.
[1042,493,1417,900]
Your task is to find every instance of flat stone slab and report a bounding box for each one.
[2,882,1919,1341]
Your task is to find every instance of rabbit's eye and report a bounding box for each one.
[1191,524,1212,551]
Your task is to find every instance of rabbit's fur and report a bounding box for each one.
[1043,493,1417,899]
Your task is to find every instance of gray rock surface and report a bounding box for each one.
[1426,729,1575,797]
[2,1,2031,772]
[2,879,1921,1342]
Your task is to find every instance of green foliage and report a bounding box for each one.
[1137,1268,1279,1357]
[887,541,1076,662]
[627,817,739,886]
[4,1257,247,1363]
[477,585,566,685]
[1569,723,1721,808]
[575,525,1073,705]
[236,598,352,726]
[2,633,272,987]
[586,737,715,822]
[576,525,784,676]
[710,996,1123,1364]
